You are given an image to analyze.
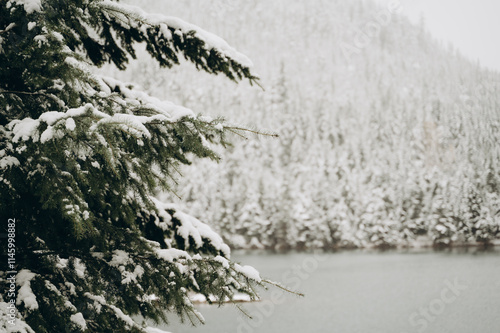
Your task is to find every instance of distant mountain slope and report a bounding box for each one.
[113,0,500,249]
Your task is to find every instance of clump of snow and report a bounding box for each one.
[108,304,136,328]
[16,270,38,311]
[151,197,232,259]
[84,293,105,313]
[96,113,154,139]
[233,264,261,282]
[65,282,76,295]
[9,104,94,143]
[44,281,61,295]
[213,255,229,269]
[56,257,86,278]
[74,258,86,279]
[0,156,20,169]
[50,31,64,42]
[2,22,16,32]
[173,208,231,258]
[65,118,76,131]
[120,265,145,284]
[10,0,42,14]
[108,250,145,284]
[109,250,130,267]
[10,118,40,143]
[33,35,47,47]
[156,248,191,262]
[70,313,87,331]
[40,125,64,143]
[39,106,90,125]
[56,258,69,270]
[64,301,77,312]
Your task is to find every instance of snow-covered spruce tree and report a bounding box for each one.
[0,1,272,332]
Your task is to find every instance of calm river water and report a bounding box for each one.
[157,249,500,333]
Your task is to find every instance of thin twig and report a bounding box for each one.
[225,126,279,138]
[0,89,49,97]
[262,279,304,297]
[232,302,253,319]
[226,128,249,140]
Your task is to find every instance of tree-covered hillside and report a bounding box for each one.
[111,0,500,250]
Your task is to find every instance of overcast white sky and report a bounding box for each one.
[394,0,500,72]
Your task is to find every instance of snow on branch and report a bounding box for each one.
[9,0,42,15]
[0,304,36,333]
[7,82,195,144]
[84,292,144,330]
[233,263,262,283]
[96,0,254,68]
[0,153,20,170]
[151,197,231,258]
[83,291,173,333]
[16,270,39,311]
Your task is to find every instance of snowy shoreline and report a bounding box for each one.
[228,237,500,253]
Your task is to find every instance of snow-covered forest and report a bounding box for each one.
[2,0,500,332]
[108,0,500,250]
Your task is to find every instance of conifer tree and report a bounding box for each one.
[0,1,268,332]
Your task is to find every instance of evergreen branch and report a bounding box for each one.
[225,126,279,138]
[253,79,265,91]
[165,183,181,200]
[0,1,269,331]
[232,302,253,319]
[0,89,50,97]
[262,279,304,297]
[97,1,150,27]
[96,1,257,82]
[247,280,261,299]
[226,128,249,140]
[187,307,205,325]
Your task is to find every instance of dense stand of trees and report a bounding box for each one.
[113,0,500,250]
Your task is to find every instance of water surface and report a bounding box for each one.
[158,249,500,333]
